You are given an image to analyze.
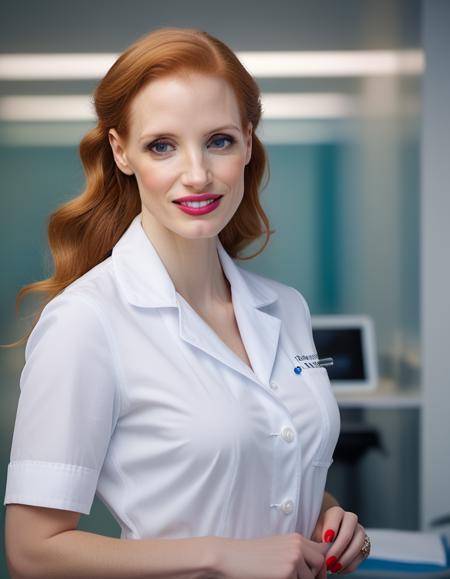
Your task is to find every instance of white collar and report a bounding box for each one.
[112,213,278,310]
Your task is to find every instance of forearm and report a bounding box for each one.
[11,530,217,579]
[320,491,340,515]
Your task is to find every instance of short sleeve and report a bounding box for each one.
[4,293,121,514]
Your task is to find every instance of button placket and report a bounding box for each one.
[269,416,299,526]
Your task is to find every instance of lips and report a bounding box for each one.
[173,193,222,203]
[174,196,223,216]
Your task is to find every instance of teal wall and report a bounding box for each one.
[246,144,342,312]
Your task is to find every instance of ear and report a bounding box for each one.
[108,128,134,175]
[244,122,253,166]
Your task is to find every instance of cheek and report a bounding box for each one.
[136,162,173,195]
[216,156,246,187]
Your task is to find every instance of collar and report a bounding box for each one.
[112,213,278,310]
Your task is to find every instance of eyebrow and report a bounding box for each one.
[139,124,242,143]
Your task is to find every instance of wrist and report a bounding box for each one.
[321,491,340,513]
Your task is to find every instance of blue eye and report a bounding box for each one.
[148,141,174,154]
[209,135,234,149]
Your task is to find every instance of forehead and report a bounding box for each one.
[128,73,242,137]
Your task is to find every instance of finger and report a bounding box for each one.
[336,524,366,570]
[320,506,345,544]
[315,561,328,579]
[296,558,314,579]
[303,540,327,572]
[294,542,325,579]
[326,511,359,561]
[340,552,366,575]
[315,541,332,557]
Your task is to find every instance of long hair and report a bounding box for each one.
[6,27,274,348]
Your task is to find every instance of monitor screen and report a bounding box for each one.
[312,327,366,381]
[311,315,378,391]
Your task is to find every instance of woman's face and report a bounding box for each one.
[109,73,252,241]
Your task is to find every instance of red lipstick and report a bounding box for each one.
[173,193,222,203]
[173,193,223,216]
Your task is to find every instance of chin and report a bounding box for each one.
[180,228,222,240]
[167,221,220,240]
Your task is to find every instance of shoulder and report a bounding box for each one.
[27,260,116,359]
[62,256,117,307]
[40,256,118,326]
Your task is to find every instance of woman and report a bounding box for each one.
[4,28,370,578]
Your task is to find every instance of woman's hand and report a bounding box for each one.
[212,533,329,579]
[311,505,368,574]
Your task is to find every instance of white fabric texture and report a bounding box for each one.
[5,212,340,540]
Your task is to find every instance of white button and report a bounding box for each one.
[280,427,295,443]
[280,499,294,514]
[269,381,279,390]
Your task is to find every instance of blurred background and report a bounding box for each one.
[1,0,449,576]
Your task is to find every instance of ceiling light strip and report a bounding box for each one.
[0,95,96,121]
[0,93,358,121]
[239,50,424,77]
[0,50,424,80]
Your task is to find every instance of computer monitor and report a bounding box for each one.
[311,315,378,391]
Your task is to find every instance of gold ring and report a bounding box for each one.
[361,534,371,558]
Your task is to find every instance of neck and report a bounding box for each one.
[140,211,231,314]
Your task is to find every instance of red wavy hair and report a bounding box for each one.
[5,27,274,348]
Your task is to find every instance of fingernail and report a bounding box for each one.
[324,529,335,543]
[331,562,343,573]
[326,556,337,570]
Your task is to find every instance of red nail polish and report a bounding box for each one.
[331,562,343,573]
[324,529,335,543]
[326,556,337,570]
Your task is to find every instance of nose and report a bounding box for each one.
[180,148,212,190]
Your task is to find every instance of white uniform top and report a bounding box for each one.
[4,213,340,540]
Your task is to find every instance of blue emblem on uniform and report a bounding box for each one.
[294,366,302,375]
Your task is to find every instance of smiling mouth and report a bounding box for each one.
[173,196,223,208]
